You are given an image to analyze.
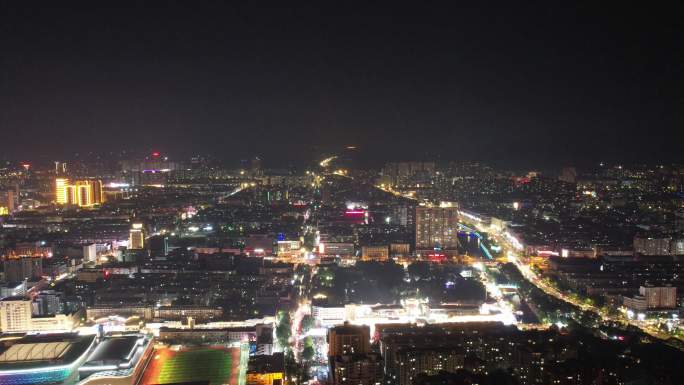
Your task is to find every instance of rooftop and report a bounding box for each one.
[0,296,30,302]
[0,333,95,371]
[82,335,142,367]
[0,341,71,362]
[247,353,284,374]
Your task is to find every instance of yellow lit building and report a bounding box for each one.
[361,245,389,261]
[55,178,105,207]
[129,223,145,250]
[0,190,15,215]
[55,178,69,204]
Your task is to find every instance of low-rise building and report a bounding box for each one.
[247,353,284,385]
[361,246,389,261]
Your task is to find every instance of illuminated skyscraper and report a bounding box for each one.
[129,223,145,250]
[55,179,105,207]
[415,202,459,253]
[55,178,69,204]
[90,180,104,205]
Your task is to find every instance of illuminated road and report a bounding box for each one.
[375,185,417,200]
[456,213,684,346]
[477,223,683,345]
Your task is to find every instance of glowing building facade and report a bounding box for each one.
[55,179,105,207]
[55,178,69,204]
[128,223,144,250]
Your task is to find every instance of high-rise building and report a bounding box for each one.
[246,353,284,385]
[120,153,183,185]
[3,257,43,282]
[32,291,62,316]
[55,178,69,204]
[250,156,262,176]
[129,223,145,250]
[5,242,52,258]
[54,161,68,174]
[332,353,383,385]
[0,297,33,333]
[55,178,105,207]
[416,202,459,253]
[0,190,16,215]
[633,236,672,256]
[328,323,371,357]
[148,235,169,256]
[328,324,379,385]
[393,348,465,385]
[382,162,436,187]
[639,285,677,309]
[83,243,97,263]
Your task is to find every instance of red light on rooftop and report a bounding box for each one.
[151,152,160,157]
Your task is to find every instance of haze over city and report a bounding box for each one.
[2,2,683,167]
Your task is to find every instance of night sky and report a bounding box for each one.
[1,2,683,168]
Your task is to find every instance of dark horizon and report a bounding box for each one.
[2,2,683,167]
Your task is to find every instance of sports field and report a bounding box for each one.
[140,346,244,385]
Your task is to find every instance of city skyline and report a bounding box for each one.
[1,3,684,385]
